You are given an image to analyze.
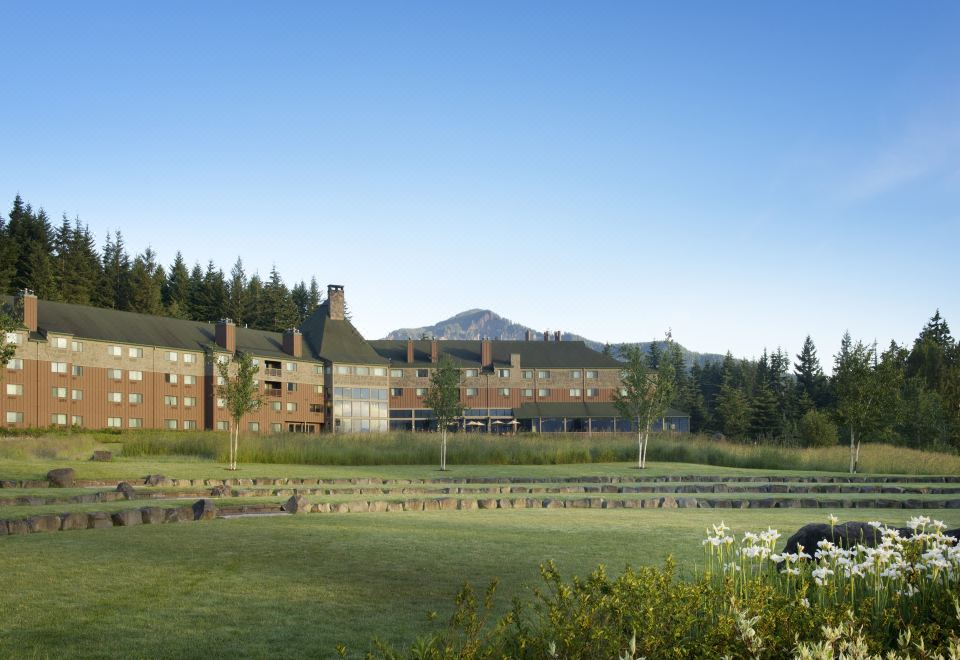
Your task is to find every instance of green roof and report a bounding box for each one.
[512,403,690,419]
[369,339,623,369]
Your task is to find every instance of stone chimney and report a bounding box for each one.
[16,289,37,333]
[510,353,521,369]
[430,340,439,363]
[481,339,493,369]
[327,284,345,321]
[543,330,550,342]
[215,319,236,353]
[554,330,561,342]
[283,328,302,358]
[525,329,534,341]
[406,340,415,363]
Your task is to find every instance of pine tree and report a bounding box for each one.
[245,273,264,328]
[291,281,309,324]
[68,220,101,305]
[226,258,248,325]
[164,252,191,318]
[307,277,321,316]
[261,266,297,331]
[127,248,164,315]
[99,230,131,309]
[795,335,828,411]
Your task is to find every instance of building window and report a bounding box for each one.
[71,364,83,376]
[184,397,196,408]
[570,370,581,379]
[4,332,19,345]
[71,415,83,426]
[51,413,68,426]
[497,369,510,378]
[314,365,324,375]
[336,366,351,375]
[586,388,599,397]
[128,418,143,428]
[128,347,143,358]
[165,373,178,384]
[286,382,297,392]
[165,419,178,430]
[163,351,177,361]
[183,353,195,364]
[216,354,230,365]
[107,392,122,403]
[354,366,370,376]
[107,369,122,380]
[415,388,427,397]
[271,401,281,411]
[216,420,229,431]
[521,370,533,379]
[217,398,227,409]
[51,387,67,399]
[129,370,143,381]
[287,362,298,372]
[183,420,197,430]
[108,345,122,357]
[309,403,323,413]
[390,388,402,396]
[586,370,598,379]
[416,369,429,378]
[129,393,143,404]
[164,395,178,407]
[372,367,386,377]
[390,368,403,378]
[464,368,479,378]
[5,411,24,424]
[569,388,582,397]
[248,422,260,432]
[183,375,196,385]
[538,388,550,397]
[106,417,121,428]
[465,387,478,396]
[286,402,297,412]
[499,388,510,396]
[313,385,323,394]
[51,362,68,374]
[7,358,23,370]
[523,388,533,397]
[71,340,83,352]
[538,370,550,379]
[271,422,282,433]
[6,384,23,396]
[71,389,83,401]
[51,336,68,349]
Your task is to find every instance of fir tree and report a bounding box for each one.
[164,252,191,318]
[227,258,248,325]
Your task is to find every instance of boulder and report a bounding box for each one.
[164,506,194,523]
[47,468,76,488]
[210,485,230,497]
[111,510,142,527]
[88,512,113,529]
[6,519,30,535]
[659,496,678,509]
[91,450,113,462]
[28,515,62,533]
[282,494,312,514]
[144,474,169,487]
[458,499,477,510]
[60,512,89,531]
[116,482,136,500]
[477,499,498,510]
[192,499,218,521]
[140,507,166,524]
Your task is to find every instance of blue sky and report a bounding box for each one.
[2,2,958,362]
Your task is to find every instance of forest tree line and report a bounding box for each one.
[0,195,323,331]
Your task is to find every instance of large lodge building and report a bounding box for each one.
[2,287,690,434]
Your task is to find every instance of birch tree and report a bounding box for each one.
[613,340,675,468]
[216,352,262,471]
[423,355,463,471]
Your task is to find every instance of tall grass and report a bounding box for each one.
[116,431,960,474]
[0,434,99,461]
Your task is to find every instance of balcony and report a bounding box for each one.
[264,368,283,377]
[264,389,282,398]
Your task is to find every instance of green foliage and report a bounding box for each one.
[217,351,263,469]
[0,311,17,372]
[798,409,838,448]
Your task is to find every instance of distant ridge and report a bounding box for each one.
[384,309,724,367]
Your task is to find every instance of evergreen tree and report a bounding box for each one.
[307,277,321,316]
[127,248,164,315]
[197,261,228,322]
[99,230,131,309]
[227,258,248,325]
[795,335,828,411]
[261,266,297,331]
[291,280,309,325]
[186,262,206,320]
[245,273,264,328]
[67,220,101,305]
[164,252,191,318]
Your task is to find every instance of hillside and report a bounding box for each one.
[384,309,725,367]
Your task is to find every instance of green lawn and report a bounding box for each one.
[2,508,959,659]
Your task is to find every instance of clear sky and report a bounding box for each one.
[2,2,958,363]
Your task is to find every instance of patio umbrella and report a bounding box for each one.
[508,419,519,426]
[466,421,484,427]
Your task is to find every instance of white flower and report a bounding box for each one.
[828,514,839,525]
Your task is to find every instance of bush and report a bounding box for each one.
[798,410,838,448]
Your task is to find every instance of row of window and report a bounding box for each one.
[389,387,603,398]
[332,401,389,418]
[3,411,201,429]
[401,368,603,380]
[331,387,388,401]
[335,365,388,377]
[105,344,197,363]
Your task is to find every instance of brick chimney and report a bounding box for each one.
[283,328,302,358]
[554,330,561,342]
[215,318,236,353]
[406,340,415,363]
[525,329,534,341]
[327,284,345,321]
[16,289,37,333]
[543,330,549,342]
[481,339,492,369]
[430,340,439,363]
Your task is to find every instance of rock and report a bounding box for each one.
[88,512,113,529]
[47,468,76,488]
[144,474,169,487]
[437,498,458,511]
[458,499,477,510]
[116,482,136,500]
[477,499,498,509]
[368,500,388,513]
[164,506,194,523]
[192,499,218,521]
[282,494,312,514]
[6,519,30,535]
[28,515,62,533]
[141,507,166,524]
[91,450,113,462]
[111,510,142,526]
[783,522,905,558]
[346,501,369,513]
[677,497,698,509]
[60,512,89,531]
[659,496,678,509]
[210,485,230,497]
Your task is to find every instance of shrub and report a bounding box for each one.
[798,410,838,448]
